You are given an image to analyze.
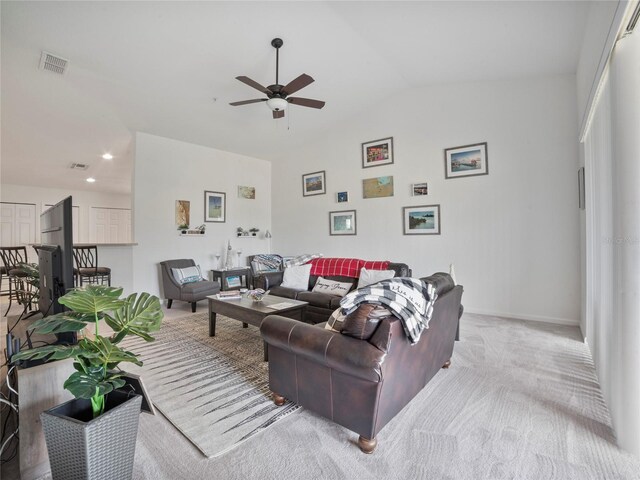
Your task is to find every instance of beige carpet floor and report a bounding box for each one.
[125,312,640,480]
[5,299,639,480]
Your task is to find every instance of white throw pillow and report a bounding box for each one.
[280,264,312,290]
[312,277,353,297]
[357,267,396,289]
[172,265,204,285]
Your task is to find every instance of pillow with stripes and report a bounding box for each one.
[171,265,204,285]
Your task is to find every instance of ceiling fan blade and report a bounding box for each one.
[272,110,285,119]
[229,98,267,106]
[236,76,271,94]
[281,74,314,95]
[287,97,325,109]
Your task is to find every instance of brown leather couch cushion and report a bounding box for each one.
[297,291,336,308]
[341,304,392,340]
[268,286,301,299]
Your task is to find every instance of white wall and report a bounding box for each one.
[0,183,131,245]
[132,132,271,297]
[272,75,580,325]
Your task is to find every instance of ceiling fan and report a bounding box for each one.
[230,38,325,119]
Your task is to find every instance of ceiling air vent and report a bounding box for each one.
[69,163,89,171]
[39,51,68,75]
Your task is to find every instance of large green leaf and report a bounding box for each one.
[11,344,83,362]
[63,368,128,400]
[93,336,143,367]
[58,285,127,315]
[28,313,93,335]
[106,292,163,343]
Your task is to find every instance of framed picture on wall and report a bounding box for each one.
[363,176,394,199]
[302,171,326,196]
[329,210,357,235]
[204,191,226,222]
[336,191,349,203]
[238,186,256,199]
[444,142,488,179]
[412,183,428,196]
[403,205,441,235]
[362,137,394,168]
[176,200,190,227]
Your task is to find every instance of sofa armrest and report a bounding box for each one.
[254,271,284,290]
[261,315,385,382]
[160,264,183,300]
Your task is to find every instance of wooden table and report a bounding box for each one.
[207,294,308,361]
[209,267,252,291]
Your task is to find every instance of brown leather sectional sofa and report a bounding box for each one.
[253,259,412,324]
[260,272,463,453]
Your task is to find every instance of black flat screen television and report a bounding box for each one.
[39,196,76,344]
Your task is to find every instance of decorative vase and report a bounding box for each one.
[41,390,142,480]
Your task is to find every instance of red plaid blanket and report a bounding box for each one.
[309,258,390,278]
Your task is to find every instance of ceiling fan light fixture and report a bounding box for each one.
[266,97,288,111]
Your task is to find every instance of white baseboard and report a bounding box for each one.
[464,308,580,327]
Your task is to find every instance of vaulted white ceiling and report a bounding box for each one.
[1,1,589,194]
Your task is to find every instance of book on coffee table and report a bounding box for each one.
[265,301,299,310]
[217,291,242,300]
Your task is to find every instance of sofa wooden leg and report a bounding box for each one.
[167,299,173,309]
[358,436,377,454]
[191,302,196,313]
[273,393,286,406]
[442,360,451,369]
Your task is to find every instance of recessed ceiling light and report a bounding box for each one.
[102,153,113,160]
[86,177,96,183]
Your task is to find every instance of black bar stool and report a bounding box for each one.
[72,245,111,286]
[0,246,30,316]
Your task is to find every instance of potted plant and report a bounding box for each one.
[236,227,245,237]
[249,228,260,237]
[12,285,163,480]
[178,223,189,234]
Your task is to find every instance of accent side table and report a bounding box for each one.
[210,267,252,291]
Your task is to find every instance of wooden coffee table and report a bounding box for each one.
[207,294,308,361]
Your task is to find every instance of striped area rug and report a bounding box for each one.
[120,312,300,458]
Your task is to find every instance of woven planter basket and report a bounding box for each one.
[41,390,142,480]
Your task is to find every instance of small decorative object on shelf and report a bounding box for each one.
[249,228,259,237]
[178,223,189,234]
[224,240,234,270]
[195,224,206,234]
[236,227,247,237]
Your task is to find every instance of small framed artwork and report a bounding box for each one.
[238,186,256,199]
[412,183,428,196]
[363,176,394,199]
[403,205,441,235]
[302,171,326,196]
[204,191,226,223]
[362,137,394,168]
[175,200,190,227]
[578,167,585,210]
[336,191,349,203]
[444,142,488,179]
[226,276,241,288]
[329,210,357,236]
